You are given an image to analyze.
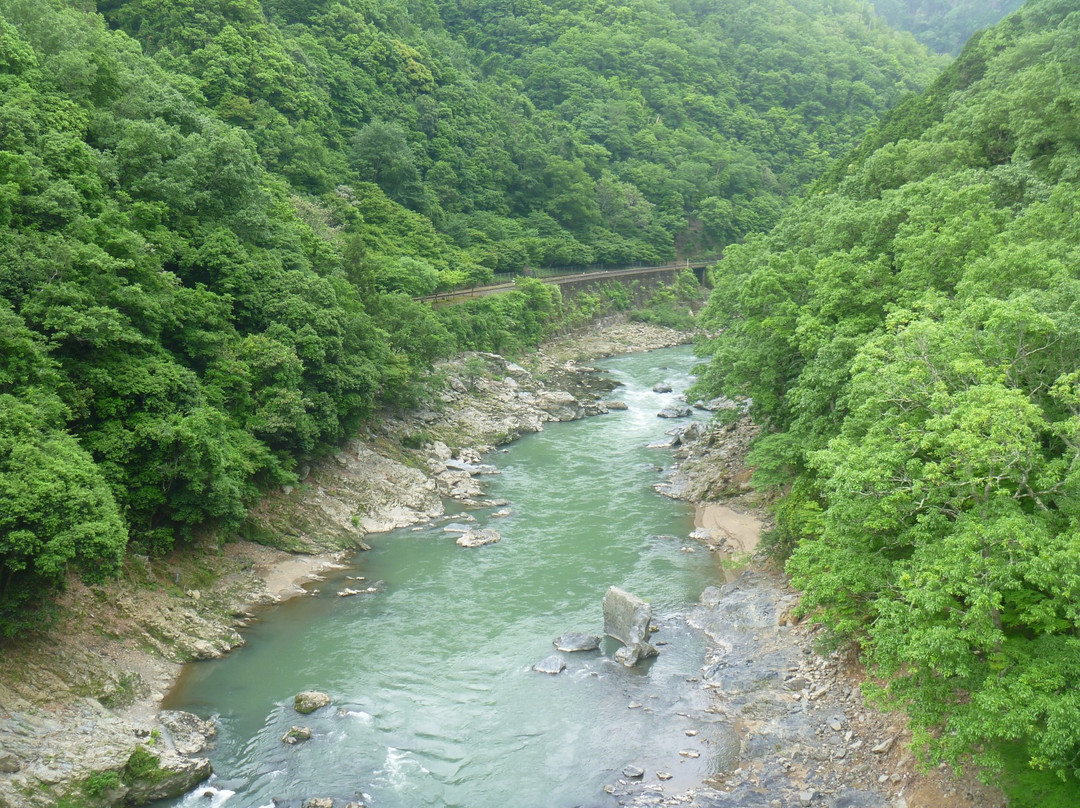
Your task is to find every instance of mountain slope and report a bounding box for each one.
[694,0,1080,792]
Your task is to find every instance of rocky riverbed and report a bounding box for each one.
[0,320,1003,808]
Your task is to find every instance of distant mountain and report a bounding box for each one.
[869,0,1025,53]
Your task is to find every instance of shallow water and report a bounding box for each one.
[157,346,736,808]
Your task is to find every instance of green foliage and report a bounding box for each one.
[868,0,1024,54]
[0,0,943,635]
[696,0,1080,788]
[122,746,166,785]
[82,771,121,798]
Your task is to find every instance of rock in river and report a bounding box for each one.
[602,587,658,667]
[456,528,502,548]
[282,726,313,745]
[533,655,566,674]
[657,405,693,419]
[653,382,673,393]
[553,632,602,652]
[294,691,332,714]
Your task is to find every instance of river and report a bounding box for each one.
[156,345,737,808]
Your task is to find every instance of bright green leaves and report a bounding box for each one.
[695,0,1080,785]
[0,392,126,634]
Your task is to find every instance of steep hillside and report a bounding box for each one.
[0,0,943,635]
[694,0,1080,798]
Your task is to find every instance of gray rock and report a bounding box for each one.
[456,528,502,548]
[657,405,693,418]
[553,632,602,652]
[799,789,816,805]
[622,765,645,778]
[303,799,335,808]
[532,655,566,674]
[693,396,738,411]
[871,736,895,754]
[294,691,332,714]
[157,710,217,756]
[122,748,213,805]
[602,587,658,667]
[538,390,585,421]
[653,382,673,393]
[445,458,499,475]
[0,754,19,774]
[605,400,629,410]
[282,726,313,744]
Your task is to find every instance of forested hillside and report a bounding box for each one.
[869,0,1023,53]
[695,0,1080,797]
[0,0,942,636]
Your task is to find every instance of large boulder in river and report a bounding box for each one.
[603,587,658,668]
[657,405,693,419]
[456,528,502,548]
[122,746,213,805]
[653,382,673,393]
[157,711,217,756]
[553,633,601,652]
[532,655,566,674]
[294,691,332,714]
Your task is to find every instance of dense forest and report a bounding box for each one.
[694,0,1080,798]
[0,0,942,635]
[869,0,1024,53]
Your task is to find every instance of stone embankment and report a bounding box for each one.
[0,321,688,808]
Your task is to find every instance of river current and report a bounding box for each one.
[157,345,736,808]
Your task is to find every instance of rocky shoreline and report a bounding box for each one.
[0,320,1002,808]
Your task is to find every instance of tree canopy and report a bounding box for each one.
[0,0,944,630]
[694,0,1080,792]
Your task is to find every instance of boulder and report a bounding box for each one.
[282,726,313,745]
[0,755,19,774]
[538,391,584,421]
[653,382,673,393]
[157,711,217,756]
[532,655,566,675]
[602,587,658,667]
[605,400,629,410]
[456,528,502,548]
[122,748,213,805]
[303,799,335,808]
[553,633,601,652]
[657,405,693,419]
[294,691,332,714]
[693,396,738,412]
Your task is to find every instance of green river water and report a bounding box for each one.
[157,345,737,808]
